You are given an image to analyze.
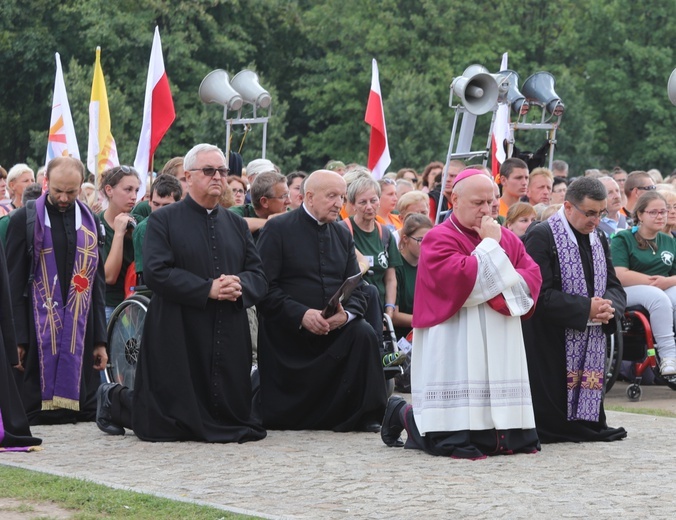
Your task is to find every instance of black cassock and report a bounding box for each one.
[0,240,41,447]
[132,196,267,443]
[6,201,106,425]
[256,208,387,431]
[523,222,627,443]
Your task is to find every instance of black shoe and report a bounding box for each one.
[381,395,406,447]
[96,383,125,436]
[360,421,382,433]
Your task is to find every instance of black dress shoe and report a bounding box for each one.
[96,383,125,436]
[360,421,382,433]
[381,395,406,447]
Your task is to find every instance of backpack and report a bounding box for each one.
[341,217,391,264]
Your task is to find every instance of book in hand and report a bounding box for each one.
[321,272,363,318]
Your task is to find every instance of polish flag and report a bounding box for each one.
[365,59,390,180]
[133,27,175,200]
[492,52,511,181]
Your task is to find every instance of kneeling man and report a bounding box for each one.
[381,169,542,459]
[256,170,387,432]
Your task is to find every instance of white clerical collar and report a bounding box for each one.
[302,203,325,226]
[44,201,82,229]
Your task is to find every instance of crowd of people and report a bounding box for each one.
[3,148,676,461]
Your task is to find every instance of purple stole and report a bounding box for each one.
[549,211,606,422]
[31,195,98,411]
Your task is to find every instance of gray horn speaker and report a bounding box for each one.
[522,72,564,116]
[668,68,676,106]
[499,70,529,116]
[231,70,272,109]
[199,69,244,111]
[451,64,499,115]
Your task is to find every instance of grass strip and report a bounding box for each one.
[605,404,676,418]
[0,464,259,519]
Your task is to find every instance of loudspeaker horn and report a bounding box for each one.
[231,70,272,109]
[522,72,564,116]
[451,65,499,115]
[499,69,530,116]
[668,68,676,106]
[199,69,243,111]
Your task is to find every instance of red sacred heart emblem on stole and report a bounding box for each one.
[73,273,89,293]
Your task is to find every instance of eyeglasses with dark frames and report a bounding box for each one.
[570,202,608,220]
[636,185,657,191]
[188,167,229,177]
[407,235,424,244]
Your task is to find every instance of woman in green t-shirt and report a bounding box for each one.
[610,191,676,375]
[393,213,433,339]
[99,166,141,320]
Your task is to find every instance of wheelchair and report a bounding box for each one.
[105,291,150,388]
[605,305,676,401]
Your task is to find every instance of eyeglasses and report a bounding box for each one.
[570,202,608,220]
[231,188,246,195]
[267,192,290,200]
[636,185,657,191]
[643,209,668,217]
[189,167,229,177]
[407,235,424,244]
[380,178,396,186]
[104,165,136,184]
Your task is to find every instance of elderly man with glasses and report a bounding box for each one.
[96,143,268,443]
[229,170,290,243]
[523,176,627,444]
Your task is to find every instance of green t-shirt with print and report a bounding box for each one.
[348,217,402,310]
[610,229,676,277]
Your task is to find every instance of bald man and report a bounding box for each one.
[255,170,387,432]
[380,169,543,458]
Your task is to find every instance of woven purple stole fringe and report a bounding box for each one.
[549,212,607,422]
[31,196,98,411]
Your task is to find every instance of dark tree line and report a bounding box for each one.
[1,0,675,177]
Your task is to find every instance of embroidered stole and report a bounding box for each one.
[31,196,98,411]
[549,210,607,422]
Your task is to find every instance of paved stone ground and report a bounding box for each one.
[2,385,676,519]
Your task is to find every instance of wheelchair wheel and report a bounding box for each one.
[604,320,623,393]
[105,294,150,387]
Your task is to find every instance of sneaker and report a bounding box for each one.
[382,352,407,368]
[96,383,125,436]
[660,358,676,376]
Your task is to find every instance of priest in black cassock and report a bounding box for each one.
[0,239,41,449]
[97,143,267,443]
[523,177,627,443]
[255,169,387,432]
[6,157,107,426]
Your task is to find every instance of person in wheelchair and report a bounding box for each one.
[610,191,676,376]
[131,174,182,285]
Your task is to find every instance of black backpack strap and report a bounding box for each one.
[23,200,37,297]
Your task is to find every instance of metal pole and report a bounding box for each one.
[436,108,462,224]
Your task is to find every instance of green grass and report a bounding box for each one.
[0,465,259,519]
[605,404,676,418]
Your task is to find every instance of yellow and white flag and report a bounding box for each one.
[87,47,119,177]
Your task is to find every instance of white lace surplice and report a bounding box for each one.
[411,238,536,435]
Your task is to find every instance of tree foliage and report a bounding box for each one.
[2,0,676,177]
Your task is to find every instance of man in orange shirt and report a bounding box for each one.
[498,158,529,217]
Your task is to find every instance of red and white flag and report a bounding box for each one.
[492,52,511,180]
[365,59,390,180]
[133,26,175,200]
